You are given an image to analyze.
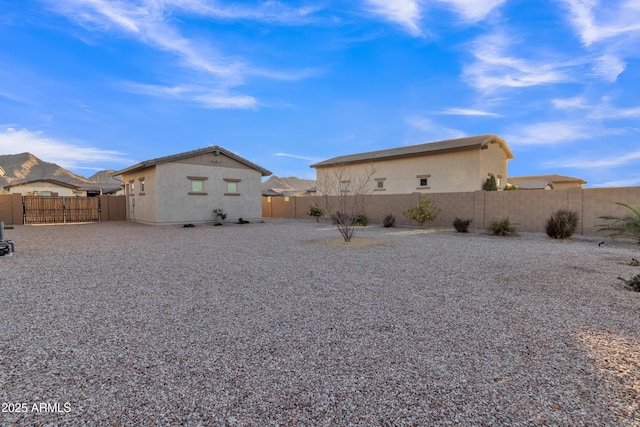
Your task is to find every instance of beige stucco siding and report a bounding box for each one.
[6,182,85,197]
[122,167,159,224]
[478,140,510,188]
[317,145,513,195]
[154,162,263,224]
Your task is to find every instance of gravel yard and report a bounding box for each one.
[1,219,639,426]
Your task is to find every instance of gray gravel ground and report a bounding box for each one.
[1,219,639,426]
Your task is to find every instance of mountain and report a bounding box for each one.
[0,152,117,188]
[87,170,121,184]
[262,175,316,193]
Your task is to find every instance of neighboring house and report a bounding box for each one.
[508,175,587,190]
[112,146,272,225]
[310,134,514,194]
[2,179,87,197]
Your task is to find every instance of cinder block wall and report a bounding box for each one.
[262,187,640,238]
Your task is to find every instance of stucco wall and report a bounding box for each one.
[122,167,159,224]
[316,146,509,195]
[152,161,263,225]
[6,182,85,197]
[478,140,509,189]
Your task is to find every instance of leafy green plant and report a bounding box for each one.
[629,258,640,266]
[453,218,472,233]
[504,183,518,191]
[487,217,517,236]
[354,214,369,226]
[383,214,396,228]
[308,203,325,222]
[483,175,498,191]
[617,274,640,292]
[598,202,640,243]
[545,209,580,239]
[403,196,441,227]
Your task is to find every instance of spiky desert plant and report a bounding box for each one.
[545,209,580,239]
[598,202,640,244]
[487,217,517,236]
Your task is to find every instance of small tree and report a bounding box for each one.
[403,196,441,227]
[317,163,375,242]
[483,175,498,191]
[307,204,324,222]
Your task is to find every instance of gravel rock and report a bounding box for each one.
[1,220,639,426]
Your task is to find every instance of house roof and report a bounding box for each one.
[509,174,587,184]
[3,179,80,190]
[310,134,513,168]
[508,175,587,189]
[112,146,272,177]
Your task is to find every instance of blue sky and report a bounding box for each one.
[1,0,639,186]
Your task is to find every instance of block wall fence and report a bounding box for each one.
[262,187,640,237]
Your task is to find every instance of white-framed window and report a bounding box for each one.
[374,177,386,191]
[340,181,350,192]
[187,176,208,195]
[224,178,241,195]
[138,177,145,194]
[416,174,431,189]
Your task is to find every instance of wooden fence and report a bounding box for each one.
[0,195,126,225]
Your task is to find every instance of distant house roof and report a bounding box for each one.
[3,179,80,191]
[310,134,513,168]
[112,146,272,177]
[509,174,587,189]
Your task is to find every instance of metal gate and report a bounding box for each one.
[23,196,100,224]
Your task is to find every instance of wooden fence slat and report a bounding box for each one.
[23,196,100,224]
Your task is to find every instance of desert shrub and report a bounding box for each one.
[630,258,640,266]
[453,218,472,233]
[598,202,640,244]
[403,196,441,227]
[308,204,325,222]
[354,214,369,226]
[483,175,498,191]
[618,274,640,292]
[487,217,517,236]
[504,183,518,191]
[545,209,580,239]
[383,214,396,228]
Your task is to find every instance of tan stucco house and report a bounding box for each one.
[310,134,513,195]
[508,175,587,190]
[113,146,272,225]
[3,179,87,197]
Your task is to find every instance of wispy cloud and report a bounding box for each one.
[545,149,640,169]
[560,0,640,46]
[363,0,423,36]
[44,0,320,107]
[406,116,467,140]
[504,120,600,145]
[165,0,322,24]
[591,176,640,187]
[121,83,258,109]
[462,32,570,92]
[552,97,590,109]
[274,152,323,162]
[0,127,133,171]
[435,0,506,22]
[591,54,626,82]
[439,107,500,117]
